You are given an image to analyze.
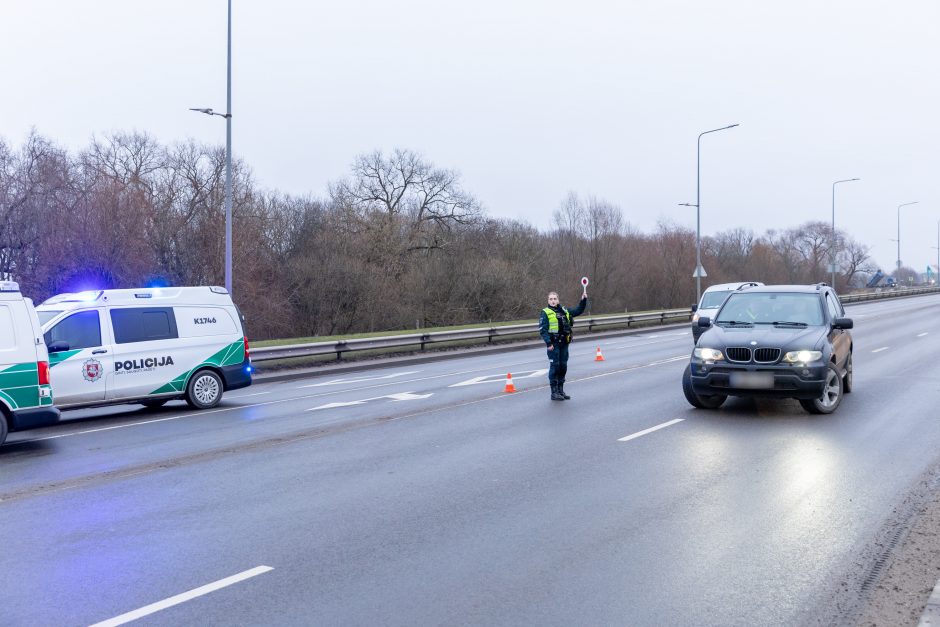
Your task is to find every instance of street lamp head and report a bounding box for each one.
[189,107,214,115]
[678,203,698,207]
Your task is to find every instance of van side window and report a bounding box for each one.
[44,311,102,350]
[110,308,179,344]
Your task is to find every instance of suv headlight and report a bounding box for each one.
[783,350,822,363]
[692,312,700,323]
[694,347,724,361]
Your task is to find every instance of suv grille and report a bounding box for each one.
[726,347,751,362]
[754,348,781,363]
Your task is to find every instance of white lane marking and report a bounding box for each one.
[89,565,273,627]
[872,347,889,353]
[17,354,689,443]
[918,332,929,337]
[308,391,434,411]
[299,371,420,388]
[449,369,548,387]
[618,418,685,442]
[228,390,276,398]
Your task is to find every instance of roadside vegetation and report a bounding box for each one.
[1,131,899,341]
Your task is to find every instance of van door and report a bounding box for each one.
[44,310,112,406]
[107,307,181,401]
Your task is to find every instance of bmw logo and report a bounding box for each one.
[750,341,758,346]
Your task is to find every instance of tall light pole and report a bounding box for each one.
[189,0,233,295]
[896,201,919,272]
[695,124,739,301]
[830,178,860,289]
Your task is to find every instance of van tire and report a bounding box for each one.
[0,412,8,445]
[185,369,224,409]
[139,399,169,409]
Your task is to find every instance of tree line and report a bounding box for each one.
[0,131,889,340]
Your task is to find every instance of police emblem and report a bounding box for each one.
[82,358,103,382]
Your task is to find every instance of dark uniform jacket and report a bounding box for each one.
[539,297,587,346]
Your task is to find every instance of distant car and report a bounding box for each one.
[885,277,898,288]
[691,282,763,343]
[683,283,853,415]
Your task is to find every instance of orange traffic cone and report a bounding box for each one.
[595,346,605,361]
[504,373,517,393]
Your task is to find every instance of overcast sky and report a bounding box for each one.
[2,0,938,274]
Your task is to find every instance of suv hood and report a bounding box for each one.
[699,324,826,351]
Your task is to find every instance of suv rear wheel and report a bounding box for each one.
[0,412,7,445]
[842,353,853,394]
[682,365,727,409]
[799,362,843,414]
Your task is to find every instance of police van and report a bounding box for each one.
[0,281,59,445]
[36,286,252,411]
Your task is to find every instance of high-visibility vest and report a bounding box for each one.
[543,307,571,334]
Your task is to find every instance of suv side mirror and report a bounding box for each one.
[691,303,698,313]
[47,340,70,353]
[697,316,712,328]
[833,317,853,330]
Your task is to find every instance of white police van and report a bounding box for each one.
[0,281,59,444]
[36,286,252,411]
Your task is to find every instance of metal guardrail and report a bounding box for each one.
[251,286,940,362]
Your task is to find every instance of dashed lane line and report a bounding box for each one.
[618,418,685,442]
[872,347,890,353]
[89,566,274,627]
[918,332,929,337]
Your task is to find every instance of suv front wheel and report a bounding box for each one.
[682,365,727,409]
[799,362,843,414]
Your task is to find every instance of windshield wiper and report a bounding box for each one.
[770,321,808,327]
[716,320,753,327]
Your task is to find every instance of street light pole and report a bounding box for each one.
[224,0,232,295]
[189,0,233,295]
[830,178,859,289]
[695,123,739,301]
[896,201,919,272]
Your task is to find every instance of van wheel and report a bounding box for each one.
[682,364,726,409]
[186,370,223,409]
[799,362,843,414]
[0,414,7,446]
[139,399,169,409]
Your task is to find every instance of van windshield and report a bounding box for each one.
[37,310,62,327]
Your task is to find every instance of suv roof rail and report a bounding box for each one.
[737,282,760,290]
[815,282,829,290]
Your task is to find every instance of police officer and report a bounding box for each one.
[539,289,587,401]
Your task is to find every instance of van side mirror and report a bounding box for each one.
[691,304,698,313]
[833,317,853,330]
[47,340,70,353]
[697,317,712,328]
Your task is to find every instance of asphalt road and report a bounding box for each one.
[2,294,940,626]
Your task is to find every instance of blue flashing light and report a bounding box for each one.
[76,290,103,302]
[245,365,253,374]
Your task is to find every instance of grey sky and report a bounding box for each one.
[2,1,937,273]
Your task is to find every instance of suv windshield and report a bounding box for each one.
[715,292,824,326]
[699,292,731,309]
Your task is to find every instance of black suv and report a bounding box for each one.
[682,284,853,414]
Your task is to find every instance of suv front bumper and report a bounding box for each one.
[690,361,828,400]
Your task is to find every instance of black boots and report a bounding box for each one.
[550,381,569,401]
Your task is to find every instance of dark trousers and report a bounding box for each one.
[547,343,569,384]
